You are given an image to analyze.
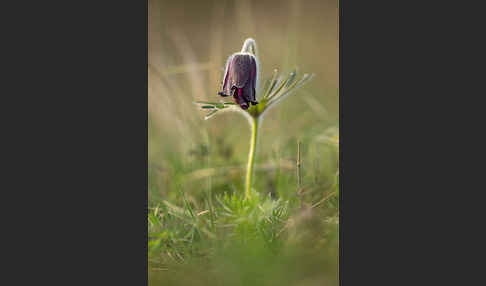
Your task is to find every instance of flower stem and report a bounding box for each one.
[241,38,257,58]
[245,116,259,199]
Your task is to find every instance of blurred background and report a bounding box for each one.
[149,0,338,285]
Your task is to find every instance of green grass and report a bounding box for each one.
[148,1,338,284]
[148,121,339,286]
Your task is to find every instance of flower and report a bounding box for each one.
[195,38,314,120]
[218,53,258,110]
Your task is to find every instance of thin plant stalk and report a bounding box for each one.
[245,116,259,199]
[195,38,314,199]
[297,140,303,208]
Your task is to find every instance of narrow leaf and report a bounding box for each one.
[204,109,218,120]
[264,69,279,98]
[262,78,271,97]
[194,101,221,105]
[285,70,297,87]
[267,73,315,107]
[267,75,284,99]
[267,75,289,99]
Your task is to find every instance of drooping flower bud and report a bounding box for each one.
[218,53,258,110]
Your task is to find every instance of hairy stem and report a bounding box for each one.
[241,38,257,57]
[245,116,259,199]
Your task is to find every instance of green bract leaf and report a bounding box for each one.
[267,76,283,98]
[262,69,278,99]
[268,74,290,99]
[204,109,219,120]
[285,70,297,87]
[266,73,315,108]
[194,101,221,105]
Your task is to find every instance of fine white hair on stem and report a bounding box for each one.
[233,106,254,126]
[241,38,258,58]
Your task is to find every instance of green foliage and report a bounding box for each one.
[193,70,315,120]
[216,189,288,250]
[148,185,339,286]
[148,188,291,259]
[149,32,339,286]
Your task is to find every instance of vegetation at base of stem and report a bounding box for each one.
[149,6,339,282]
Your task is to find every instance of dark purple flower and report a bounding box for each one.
[218,53,258,110]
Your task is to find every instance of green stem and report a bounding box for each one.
[245,116,259,199]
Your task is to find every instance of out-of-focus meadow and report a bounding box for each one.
[148,0,338,285]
